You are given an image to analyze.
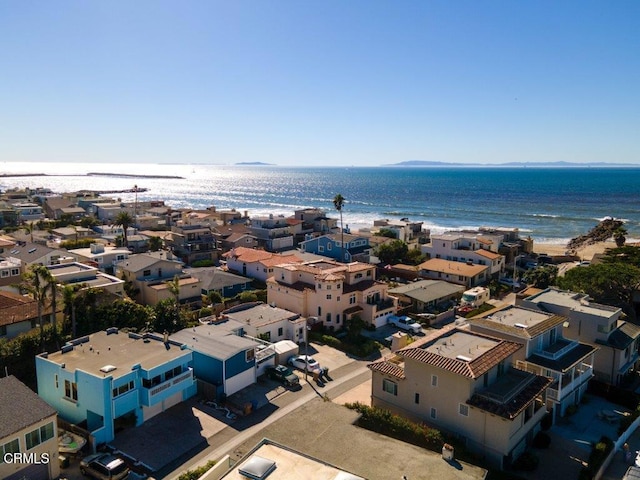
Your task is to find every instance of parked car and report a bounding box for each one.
[525,261,538,269]
[266,364,300,387]
[387,315,423,334]
[498,277,523,289]
[80,453,130,480]
[577,260,591,267]
[288,355,321,373]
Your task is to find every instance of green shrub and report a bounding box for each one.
[191,259,214,267]
[177,460,216,480]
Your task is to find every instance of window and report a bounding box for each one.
[327,243,332,250]
[431,375,438,387]
[318,306,322,316]
[382,379,397,396]
[349,294,356,305]
[0,438,19,463]
[25,422,54,450]
[327,285,331,290]
[326,294,332,300]
[1,270,8,278]
[11,268,19,276]
[64,380,78,401]
[278,327,283,336]
[414,393,420,404]
[459,404,469,417]
[55,374,58,389]
[143,269,151,276]
[246,349,255,362]
[319,246,324,252]
[430,407,437,419]
[326,313,331,323]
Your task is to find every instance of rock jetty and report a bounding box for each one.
[566,217,624,253]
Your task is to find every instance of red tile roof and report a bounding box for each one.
[368,360,406,379]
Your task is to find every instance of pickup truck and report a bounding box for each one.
[387,315,423,334]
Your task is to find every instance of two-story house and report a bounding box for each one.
[12,203,45,223]
[299,233,371,263]
[224,247,303,282]
[222,302,307,344]
[293,208,338,237]
[115,252,201,306]
[373,218,425,242]
[469,305,597,422]
[67,243,129,274]
[250,215,294,252]
[519,288,640,386]
[36,328,197,445]
[186,267,253,298]
[170,319,261,399]
[421,232,505,277]
[267,260,396,329]
[368,327,551,469]
[47,262,125,297]
[0,376,60,480]
[167,223,218,266]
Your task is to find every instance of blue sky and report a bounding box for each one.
[1,1,639,166]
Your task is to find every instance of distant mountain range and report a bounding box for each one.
[385,160,638,167]
[235,162,274,166]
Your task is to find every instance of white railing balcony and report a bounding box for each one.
[549,364,593,403]
[537,339,579,361]
[144,368,194,405]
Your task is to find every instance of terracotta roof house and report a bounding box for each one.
[224,247,303,282]
[267,259,396,329]
[368,326,551,469]
[0,291,52,339]
[421,232,506,277]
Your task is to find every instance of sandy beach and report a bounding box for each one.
[533,240,617,261]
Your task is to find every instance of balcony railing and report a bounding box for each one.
[144,368,194,404]
[547,363,593,402]
[537,339,579,361]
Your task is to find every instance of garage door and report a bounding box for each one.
[163,390,183,410]
[226,368,256,396]
[142,401,163,422]
[5,462,48,480]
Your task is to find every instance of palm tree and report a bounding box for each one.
[48,272,60,347]
[333,194,345,262]
[24,221,35,243]
[62,284,81,338]
[22,265,51,350]
[167,275,181,328]
[614,227,627,247]
[115,211,134,248]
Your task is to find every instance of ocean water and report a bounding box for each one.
[1,161,639,244]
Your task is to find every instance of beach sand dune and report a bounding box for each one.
[533,240,617,261]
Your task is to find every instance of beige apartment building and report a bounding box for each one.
[267,260,396,329]
[369,327,551,469]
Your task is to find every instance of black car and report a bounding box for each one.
[80,453,130,480]
[266,365,300,387]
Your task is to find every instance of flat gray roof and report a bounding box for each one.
[226,303,302,328]
[170,323,258,360]
[45,330,190,378]
[486,307,552,330]
[424,331,500,361]
[526,288,620,318]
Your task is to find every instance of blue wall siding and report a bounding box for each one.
[225,350,254,379]
[191,351,223,385]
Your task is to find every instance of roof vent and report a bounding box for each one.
[456,355,472,362]
[100,365,117,373]
[515,323,528,328]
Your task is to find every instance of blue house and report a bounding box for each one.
[170,319,263,400]
[36,328,196,445]
[299,233,371,262]
[186,267,253,298]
